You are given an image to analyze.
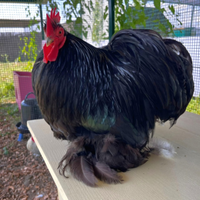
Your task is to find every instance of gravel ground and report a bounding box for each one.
[0,103,58,200]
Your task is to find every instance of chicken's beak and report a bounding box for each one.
[46,37,53,46]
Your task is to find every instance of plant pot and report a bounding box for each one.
[13,71,34,110]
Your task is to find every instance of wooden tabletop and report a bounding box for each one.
[27,111,200,200]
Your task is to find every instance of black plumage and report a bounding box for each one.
[32,26,194,186]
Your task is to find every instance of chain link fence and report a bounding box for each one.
[0,1,44,103]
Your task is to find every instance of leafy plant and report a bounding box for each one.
[92,0,104,45]
[1,54,9,63]
[114,0,147,32]
[18,6,41,71]
[0,82,15,101]
[114,0,181,36]
[0,62,29,102]
[187,96,200,115]
[62,0,94,39]
[18,33,38,71]
[62,0,109,44]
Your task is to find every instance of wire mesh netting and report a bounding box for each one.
[0,0,199,107]
[144,1,200,97]
[0,1,44,104]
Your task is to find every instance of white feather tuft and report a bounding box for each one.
[27,137,40,156]
[148,137,176,158]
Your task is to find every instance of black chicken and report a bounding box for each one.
[32,8,194,186]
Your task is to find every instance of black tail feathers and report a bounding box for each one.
[163,39,192,65]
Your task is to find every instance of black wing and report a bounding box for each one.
[105,29,194,146]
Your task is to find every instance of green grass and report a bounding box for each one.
[0,61,33,103]
[186,96,200,115]
[0,102,19,116]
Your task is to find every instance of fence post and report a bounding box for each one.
[39,3,44,40]
[109,0,115,41]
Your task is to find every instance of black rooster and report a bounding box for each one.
[32,8,194,186]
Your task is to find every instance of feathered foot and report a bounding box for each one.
[58,134,149,187]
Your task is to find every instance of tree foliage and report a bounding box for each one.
[62,0,94,39]
[114,0,181,36]
[92,0,104,45]
[18,6,40,71]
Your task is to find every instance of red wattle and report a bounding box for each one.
[48,45,59,62]
[43,44,49,63]
[31,137,35,142]
[43,36,66,63]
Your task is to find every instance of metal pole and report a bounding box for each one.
[80,0,83,39]
[109,0,115,41]
[189,5,195,36]
[39,3,45,40]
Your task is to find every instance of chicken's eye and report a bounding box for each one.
[58,29,63,35]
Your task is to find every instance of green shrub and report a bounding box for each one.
[187,96,200,115]
[0,82,15,100]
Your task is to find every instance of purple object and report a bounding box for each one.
[13,71,34,110]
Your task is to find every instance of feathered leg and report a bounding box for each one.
[58,134,149,186]
[95,134,148,172]
[58,136,100,187]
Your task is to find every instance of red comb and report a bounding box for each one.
[46,8,60,37]
[50,7,60,23]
